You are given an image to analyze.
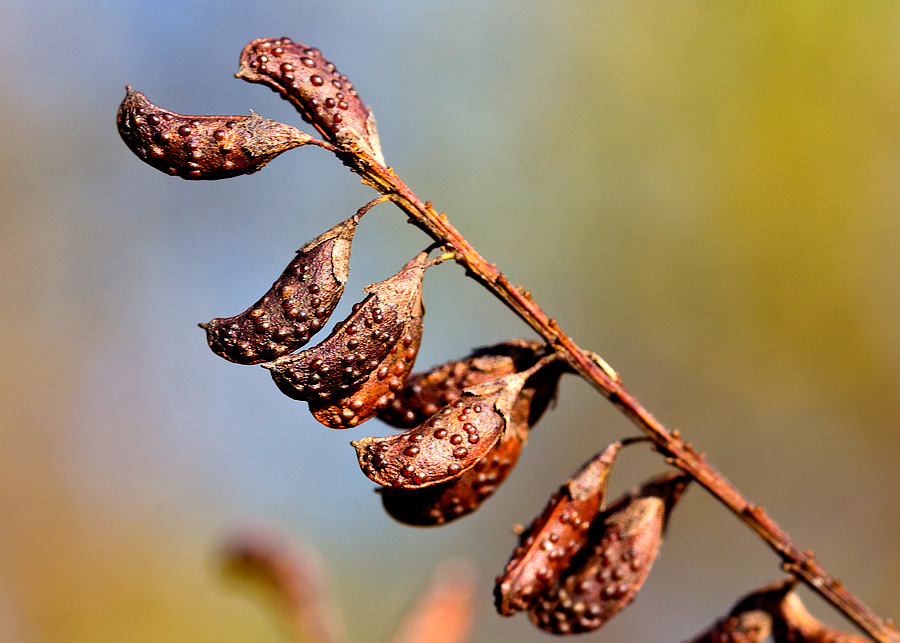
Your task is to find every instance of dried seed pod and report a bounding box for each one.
[379,424,526,526]
[685,610,774,643]
[494,443,623,616]
[378,340,543,429]
[353,369,535,489]
[116,87,311,180]
[773,591,869,643]
[527,471,691,635]
[237,37,385,165]
[200,216,358,364]
[264,253,427,427]
[683,578,794,643]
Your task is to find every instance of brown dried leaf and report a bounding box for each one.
[353,370,532,489]
[237,37,384,165]
[200,216,358,364]
[494,443,623,616]
[264,253,426,426]
[379,424,526,526]
[116,87,310,180]
[527,471,691,634]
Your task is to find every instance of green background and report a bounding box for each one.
[1,2,898,641]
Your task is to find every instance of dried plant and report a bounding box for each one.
[116,36,898,641]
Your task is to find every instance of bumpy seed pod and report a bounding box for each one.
[353,369,536,489]
[116,87,311,180]
[378,340,544,429]
[200,216,358,364]
[378,424,526,526]
[236,37,385,165]
[264,253,427,427]
[376,355,565,525]
[685,610,774,643]
[494,443,623,616]
[683,578,795,643]
[527,471,691,634]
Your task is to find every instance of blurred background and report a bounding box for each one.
[1,2,898,641]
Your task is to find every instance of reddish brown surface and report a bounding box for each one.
[116,87,309,179]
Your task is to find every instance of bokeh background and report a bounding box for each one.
[1,2,898,642]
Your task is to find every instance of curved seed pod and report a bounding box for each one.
[685,610,773,643]
[264,253,426,408]
[379,424,526,526]
[527,471,691,634]
[773,591,869,643]
[683,578,794,643]
[236,37,385,165]
[494,443,623,616]
[116,87,311,180]
[200,216,358,364]
[353,369,534,489]
[378,340,543,429]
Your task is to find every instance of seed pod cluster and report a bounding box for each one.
[494,443,623,616]
[237,37,385,165]
[200,216,359,364]
[526,471,691,634]
[116,87,311,180]
[265,253,427,428]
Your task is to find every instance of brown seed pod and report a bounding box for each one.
[527,471,691,635]
[378,340,544,429]
[683,578,794,643]
[116,87,311,180]
[378,423,526,526]
[236,37,385,165]
[773,590,869,643]
[200,216,358,364]
[494,443,623,616]
[352,369,536,489]
[264,253,427,427]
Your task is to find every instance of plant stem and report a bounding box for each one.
[324,145,897,643]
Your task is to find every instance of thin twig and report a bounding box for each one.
[324,147,898,643]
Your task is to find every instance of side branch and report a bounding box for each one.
[332,148,898,643]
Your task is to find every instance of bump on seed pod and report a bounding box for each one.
[200,216,358,364]
[264,253,427,428]
[236,37,385,166]
[116,87,311,180]
[494,443,623,616]
[378,422,526,526]
[378,340,544,429]
[527,470,691,635]
[353,369,535,489]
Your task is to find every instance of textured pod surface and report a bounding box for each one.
[265,253,426,409]
[685,610,774,643]
[378,340,543,429]
[308,318,422,429]
[527,471,691,634]
[353,371,531,489]
[379,425,526,526]
[200,217,358,364]
[494,443,622,616]
[116,87,310,180]
[237,37,384,165]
